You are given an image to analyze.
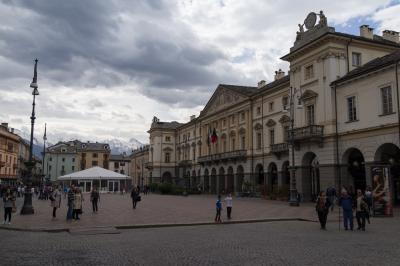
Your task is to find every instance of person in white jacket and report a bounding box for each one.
[225,193,233,219]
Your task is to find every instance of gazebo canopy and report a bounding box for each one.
[58,166,129,181]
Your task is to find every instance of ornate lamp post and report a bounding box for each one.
[41,123,47,186]
[284,86,303,206]
[21,59,39,215]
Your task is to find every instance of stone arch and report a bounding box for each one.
[227,166,234,193]
[302,152,320,201]
[218,167,226,194]
[211,168,217,194]
[268,162,278,193]
[342,148,366,192]
[162,172,172,184]
[204,168,210,193]
[255,164,264,185]
[236,165,244,192]
[374,143,400,205]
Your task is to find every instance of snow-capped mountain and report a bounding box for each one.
[104,138,145,155]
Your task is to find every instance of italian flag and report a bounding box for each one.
[210,128,218,144]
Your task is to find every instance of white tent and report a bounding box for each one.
[58,166,130,192]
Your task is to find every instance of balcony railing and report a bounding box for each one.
[198,150,247,164]
[270,143,289,153]
[287,125,324,142]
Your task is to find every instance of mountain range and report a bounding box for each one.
[13,128,144,159]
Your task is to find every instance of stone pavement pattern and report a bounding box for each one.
[1,219,399,266]
[1,194,329,230]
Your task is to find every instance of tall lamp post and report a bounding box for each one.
[21,59,39,215]
[284,86,303,207]
[41,123,47,186]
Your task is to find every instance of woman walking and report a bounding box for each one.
[73,188,83,220]
[130,187,140,209]
[50,186,62,219]
[356,189,368,231]
[225,193,233,219]
[2,188,15,225]
[315,191,330,230]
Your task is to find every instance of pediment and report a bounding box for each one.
[300,90,318,101]
[163,147,173,152]
[279,115,290,124]
[254,123,262,130]
[266,119,276,127]
[200,86,249,117]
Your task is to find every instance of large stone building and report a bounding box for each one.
[109,153,131,176]
[147,11,400,204]
[130,145,150,188]
[44,140,111,182]
[0,123,20,185]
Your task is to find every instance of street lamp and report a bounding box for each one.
[21,59,39,215]
[41,123,47,186]
[284,86,303,207]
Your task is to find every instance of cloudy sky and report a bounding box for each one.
[1,0,400,144]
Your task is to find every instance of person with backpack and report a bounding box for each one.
[90,187,100,213]
[215,195,222,223]
[339,189,354,231]
[50,186,62,219]
[355,189,368,231]
[315,191,330,230]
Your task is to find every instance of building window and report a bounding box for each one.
[240,112,245,121]
[352,52,362,67]
[72,158,75,162]
[49,165,52,171]
[304,64,314,80]
[381,86,393,115]
[165,152,170,163]
[231,115,235,124]
[62,158,65,162]
[306,105,315,125]
[256,106,261,115]
[347,96,357,122]
[269,102,274,112]
[92,161,98,166]
[222,119,226,127]
[269,129,275,145]
[165,136,171,142]
[72,166,75,171]
[256,132,262,150]
[223,140,227,152]
[282,96,289,110]
[283,126,289,142]
[49,157,52,162]
[231,138,236,151]
[241,136,245,150]
[93,153,98,158]
[114,162,119,168]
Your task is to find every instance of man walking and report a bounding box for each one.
[66,185,75,221]
[90,187,100,213]
[225,193,233,219]
[130,187,140,209]
[339,189,354,231]
[355,189,368,231]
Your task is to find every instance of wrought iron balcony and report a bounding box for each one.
[198,150,247,164]
[270,143,289,154]
[287,125,324,143]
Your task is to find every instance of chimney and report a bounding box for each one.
[274,69,285,80]
[360,25,373,39]
[382,30,400,43]
[257,80,266,88]
[190,115,196,121]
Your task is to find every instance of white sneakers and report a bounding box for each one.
[2,220,10,225]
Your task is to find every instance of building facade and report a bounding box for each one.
[130,145,150,188]
[147,11,400,204]
[0,123,20,185]
[109,153,131,176]
[44,140,111,182]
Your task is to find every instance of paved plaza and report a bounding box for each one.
[1,219,399,266]
[1,193,326,231]
[1,193,400,231]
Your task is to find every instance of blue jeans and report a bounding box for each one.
[343,209,353,230]
[66,204,73,220]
